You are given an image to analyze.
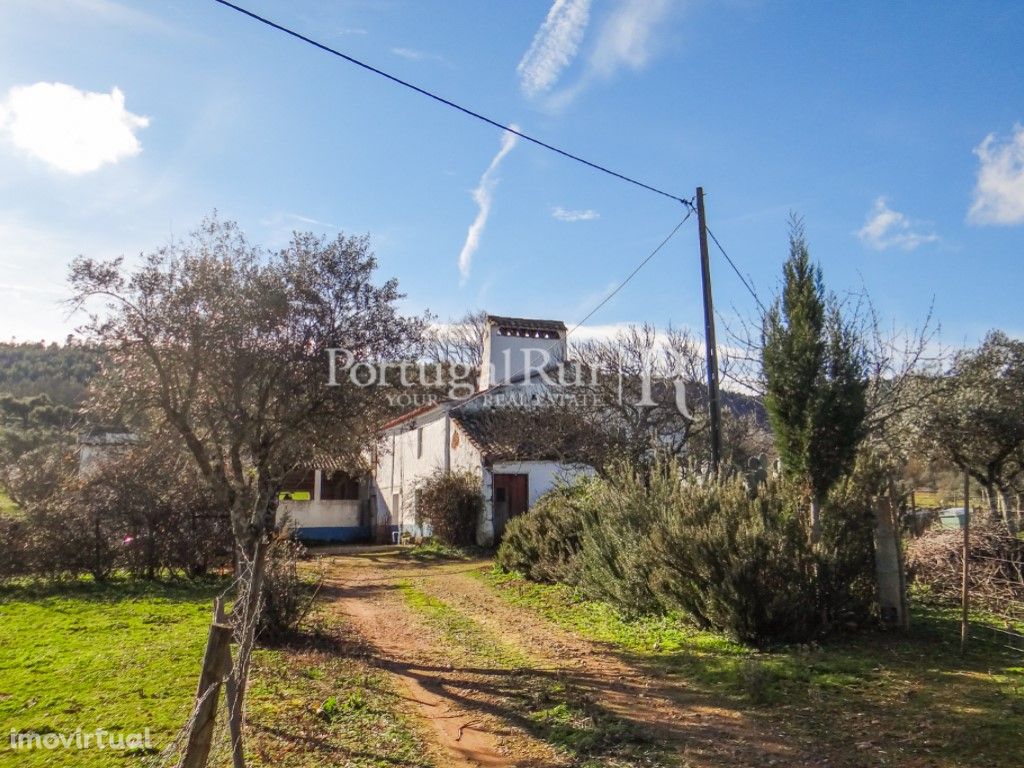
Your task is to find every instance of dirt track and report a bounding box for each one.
[318,546,817,768]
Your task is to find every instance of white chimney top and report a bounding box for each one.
[478,315,567,391]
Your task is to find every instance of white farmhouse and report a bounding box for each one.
[370,315,594,546]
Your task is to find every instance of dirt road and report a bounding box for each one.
[316,546,817,768]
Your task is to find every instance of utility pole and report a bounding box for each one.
[696,187,722,473]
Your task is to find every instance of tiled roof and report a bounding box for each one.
[486,315,567,332]
[451,406,596,463]
[78,429,138,446]
[380,402,443,431]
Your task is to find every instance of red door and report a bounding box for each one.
[492,473,529,542]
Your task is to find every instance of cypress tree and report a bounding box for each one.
[762,218,867,542]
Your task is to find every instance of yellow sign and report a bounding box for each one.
[279,491,311,501]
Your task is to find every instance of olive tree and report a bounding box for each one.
[70,217,422,552]
[922,330,1024,522]
[68,216,423,745]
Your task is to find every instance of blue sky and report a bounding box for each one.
[0,0,1022,347]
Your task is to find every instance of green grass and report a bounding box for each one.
[246,640,434,767]
[0,489,18,516]
[479,568,750,687]
[0,577,228,767]
[396,580,528,667]
[397,580,672,767]
[400,541,472,562]
[0,577,435,768]
[480,568,1024,768]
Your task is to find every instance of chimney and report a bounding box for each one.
[478,315,568,391]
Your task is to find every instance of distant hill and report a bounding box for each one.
[722,387,768,426]
[0,341,102,406]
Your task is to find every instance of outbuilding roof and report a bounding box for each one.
[486,315,567,332]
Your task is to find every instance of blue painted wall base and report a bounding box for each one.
[294,525,371,543]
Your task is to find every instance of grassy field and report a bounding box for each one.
[245,635,433,767]
[5,558,1022,767]
[480,568,1024,767]
[0,578,224,767]
[0,577,432,768]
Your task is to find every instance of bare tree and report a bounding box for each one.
[423,309,487,369]
[566,324,718,469]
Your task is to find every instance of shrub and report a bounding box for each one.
[575,464,677,615]
[0,442,77,510]
[0,439,233,583]
[525,461,878,647]
[259,534,316,640]
[0,496,120,582]
[496,477,594,583]
[415,469,484,546]
[0,514,29,580]
[647,475,824,645]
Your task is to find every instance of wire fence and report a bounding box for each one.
[145,545,265,768]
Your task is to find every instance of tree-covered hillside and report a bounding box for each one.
[0,341,101,406]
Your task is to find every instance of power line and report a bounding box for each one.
[213,3,766,337]
[568,210,693,336]
[211,1,769,317]
[211,0,694,211]
[704,225,768,314]
[449,214,694,412]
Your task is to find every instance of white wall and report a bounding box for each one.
[372,412,484,541]
[476,460,593,547]
[278,499,362,540]
[479,325,566,390]
[78,442,133,475]
[489,461,594,506]
[372,409,593,547]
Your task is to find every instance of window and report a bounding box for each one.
[320,471,360,501]
[279,469,315,501]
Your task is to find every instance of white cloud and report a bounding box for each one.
[589,0,673,78]
[552,206,600,222]
[0,82,149,174]
[857,198,938,251]
[391,47,443,62]
[516,0,592,98]
[457,127,519,284]
[282,212,338,229]
[969,125,1024,226]
[544,0,676,109]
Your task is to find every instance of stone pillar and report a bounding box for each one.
[874,496,908,630]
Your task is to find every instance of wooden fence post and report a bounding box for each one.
[180,613,233,768]
[211,598,246,768]
[225,648,245,768]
